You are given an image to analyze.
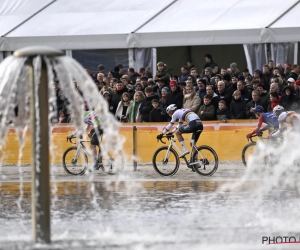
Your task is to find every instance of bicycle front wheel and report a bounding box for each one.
[152,146,179,176]
[100,148,125,175]
[62,146,88,175]
[191,146,218,176]
[242,142,256,167]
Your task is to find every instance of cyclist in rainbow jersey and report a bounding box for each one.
[156,104,203,157]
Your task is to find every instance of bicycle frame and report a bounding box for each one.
[164,137,201,166]
[68,136,103,162]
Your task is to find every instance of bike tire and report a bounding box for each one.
[152,146,180,176]
[242,142,256,167]
[191,146,218,176]
[99,148,125,175]
[62,146,88,175]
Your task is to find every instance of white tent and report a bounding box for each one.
[0,0,175,50]
[1,0,300,51]
[134,0,299,47]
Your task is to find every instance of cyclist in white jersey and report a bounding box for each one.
[271,105,300,138]
[157,104,203,157]
[68,110,103,171]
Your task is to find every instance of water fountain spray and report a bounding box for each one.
[14,46,64,244]
[0,46,123,245]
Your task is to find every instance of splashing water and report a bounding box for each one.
[0,54,123,156]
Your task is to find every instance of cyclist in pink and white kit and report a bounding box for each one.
[270,105,300,138]
[156,104,203,157]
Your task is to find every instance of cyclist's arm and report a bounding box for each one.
[248,116,264,135]
[259,124,271,132]
[271,122,286,137]
[162,113,178,134]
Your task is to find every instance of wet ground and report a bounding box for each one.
[0,162,300,250]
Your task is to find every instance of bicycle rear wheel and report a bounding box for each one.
[152,146,179,176]
[100,148,125,175]
[62,146,88,175]
[191,146,218,176]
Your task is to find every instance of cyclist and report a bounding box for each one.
[156,104,203,157]
[67,110,103,171]
[246,105,279,138]
[270,105,300,138]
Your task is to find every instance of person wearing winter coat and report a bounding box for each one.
[155,61,170,87]
[198,95,215,121]
[216,100,230,120]
[230,90,247,119]
[128,91,145,122]
[115,92,133,122]
[182,86,201,113]
[139,87,159,122]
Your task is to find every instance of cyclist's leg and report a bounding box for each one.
[191,121,203,149]
[89,127,103,170]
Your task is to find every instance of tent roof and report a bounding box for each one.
[1,0,174,50]
[1,0,299,50]
[267,1,300,43]
[134,0,298,47]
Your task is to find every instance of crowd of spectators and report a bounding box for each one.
[56,54,300,123]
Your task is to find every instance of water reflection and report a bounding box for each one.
[0,181,300,250]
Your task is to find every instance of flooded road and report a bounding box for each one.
[0,164,300,249]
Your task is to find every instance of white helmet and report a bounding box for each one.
[273,105,284,115]
[166,104,177,113]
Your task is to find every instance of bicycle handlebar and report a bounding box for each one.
[157,134,174,144]
[247,132,264,142]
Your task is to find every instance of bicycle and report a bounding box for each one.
[242,132,282,170]
[62,134,125,175]
[152,134,218,176]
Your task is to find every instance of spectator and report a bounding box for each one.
[128,67,140,84]
[246,90,266,119]
[153,79,165,99]
[268,60,274,73]
[216,100,230,120]
[229,62,240,76]
[230,90,247,119]
[262,64,272,90]
[111,81,129,109]
[143,66,153,79]
[135,83,144,92]
[159,87,169,121]
[138,67,145,76]
[212,65,220,76]
[103,91,116,114]
[58,110,68,123]
[155,61,170,86]
[139,87,159,122]
[128,91,145,122]
[186,59,195,71]
[149,99,164,122]
[280,86,298,111]
[182,86,201,113]
[179,66,190,83]
[196,79,207,106]
[198,95,215,121]
[236,80,251,103]
[216,80,232,108]
[288,64,300,81]
[115,92,133,122]
[166,81,184,109]
[97,64,105,75]
[267,92,280,112]
[204,67,213,79]
[206,85,219,111]
[140,76,148,89]
[190,68,198,80]
[203,54,217,69]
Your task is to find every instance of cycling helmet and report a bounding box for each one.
[166,104,177,113]
[273,105,284,115]
[253,105,264,113]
